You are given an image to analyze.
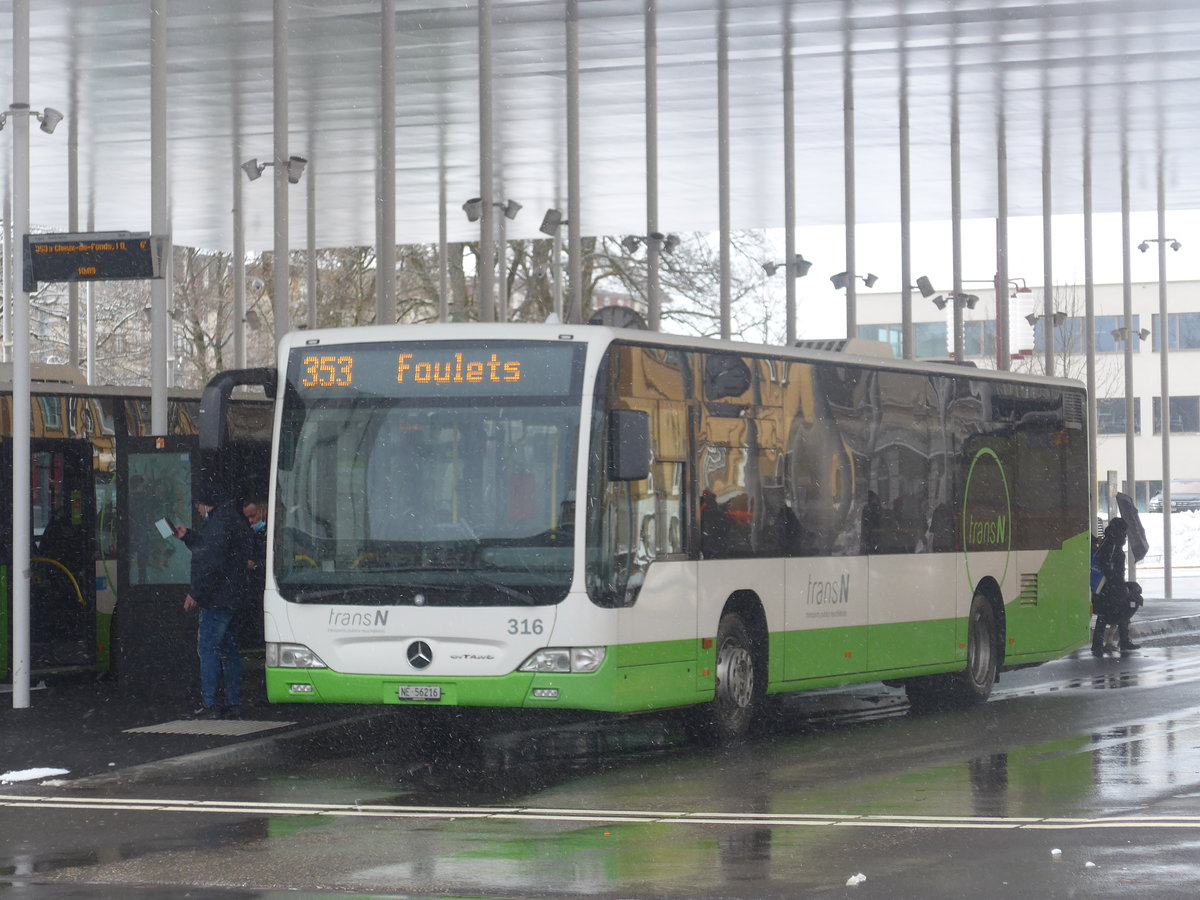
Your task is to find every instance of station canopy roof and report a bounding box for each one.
[9,0,1200,252]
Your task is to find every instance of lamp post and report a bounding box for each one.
[464,197,520,322]
[243,154,308,342]
[763,255,812,343]
[539,208,567,322]
[1140,231,1181,600]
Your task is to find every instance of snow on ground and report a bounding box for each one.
[1134,512,1200,569]
[0,767,69,784]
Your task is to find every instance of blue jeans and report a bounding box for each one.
[197,607,242,708]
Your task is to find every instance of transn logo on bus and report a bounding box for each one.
[962,446,1013,587]
[328,609,389,630]
[806,572,850,605]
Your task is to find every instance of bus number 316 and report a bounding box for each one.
[508,618,544,636]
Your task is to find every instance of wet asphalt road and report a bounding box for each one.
[7,640,1200,898]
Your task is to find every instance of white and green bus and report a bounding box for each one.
[203,322,1091,739]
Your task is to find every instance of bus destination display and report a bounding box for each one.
[23,231,163,292]
[289,341,583,399]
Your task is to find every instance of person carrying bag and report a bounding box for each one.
[1091,517,1143,656]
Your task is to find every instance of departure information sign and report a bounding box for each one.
[288,341,584,400]
[23,231,164,292]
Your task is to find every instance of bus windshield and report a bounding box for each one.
[275,341,584,607]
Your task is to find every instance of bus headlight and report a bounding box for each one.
[266,642,327,669]
[518,647,605,674]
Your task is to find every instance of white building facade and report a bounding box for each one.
[852,280,1200,512]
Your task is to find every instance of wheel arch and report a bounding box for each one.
[973,575,1006,670]
[721,590,769,681]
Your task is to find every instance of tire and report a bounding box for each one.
[954,594,998,704]
[905,594,997,711]
[705,612,763,742]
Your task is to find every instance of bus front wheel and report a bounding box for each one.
[705,612,762,742]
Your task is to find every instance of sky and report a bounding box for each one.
[765,210,1200,341]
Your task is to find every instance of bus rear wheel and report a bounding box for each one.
[705,612,762,742]
[955,594,998,703]
[905,594,997,710]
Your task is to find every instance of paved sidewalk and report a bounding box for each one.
[3,599,1199,789]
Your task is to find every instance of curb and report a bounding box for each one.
[1131,614,1200,639]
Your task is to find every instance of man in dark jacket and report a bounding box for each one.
[173,481,251,718]
[1091,517,1143,656]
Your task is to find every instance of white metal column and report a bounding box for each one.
[994,59,1010,370]
[150,0,170,432]
[897,5,911,359]
[841,5,856,338]
[477,0,496,322]
[378,0,396,326]
[645,0,661,330]
[565,0,583,325]
[10,0,31,709]
[1041,45,1054,377]
[950,43,963,363]
[1156,152,1173,600]
[1083,84,1097,531]
[717,0,731,340]
[782,5,797,346]
[272,0,291,346]
[1120,116,1136,581]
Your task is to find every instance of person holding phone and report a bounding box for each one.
[173,481,252,718]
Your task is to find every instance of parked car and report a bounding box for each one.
[1148,481,1200,512]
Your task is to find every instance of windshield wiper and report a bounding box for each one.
[293,585,397,604]
[461,570,540,606]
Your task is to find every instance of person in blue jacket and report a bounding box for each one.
[173,481,252,718]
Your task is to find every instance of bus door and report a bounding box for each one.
[114,435,200,697]
[0,438,97,679]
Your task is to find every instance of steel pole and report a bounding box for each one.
[783,6,797,346]
[717,0,731,340]
[950,49,963,363]
[151,0,170,428]
[842,6,856,337]
[272,0,290,345]
[477,0,496,322]
[1083,89,1097,530]
[1120,122,1135,582]
[897,5,911,358]
[565,0,583,325]
[645,0,660,330]
[378,0,396,325]
[1157,155,1172,600]
[11,0,31,709]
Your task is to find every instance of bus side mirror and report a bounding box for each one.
[199,367,277,450]
[608,409,651,481]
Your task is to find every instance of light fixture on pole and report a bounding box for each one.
[763,254,812,278]
[1139,238,1181,253]
[621,232,680,255]
[1026,310,1067,327]
[539,208,568,322]
[0,105,64,134]
[831,271,878,290]
[242,155,308,184]
[539,207,566,236]
[1111,326,1150,342]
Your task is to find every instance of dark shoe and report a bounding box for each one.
[1119,641,1140,651]
[191,704,222,720]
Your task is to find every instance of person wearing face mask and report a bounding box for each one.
[242,498,267,599]
[173,481,252,718]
